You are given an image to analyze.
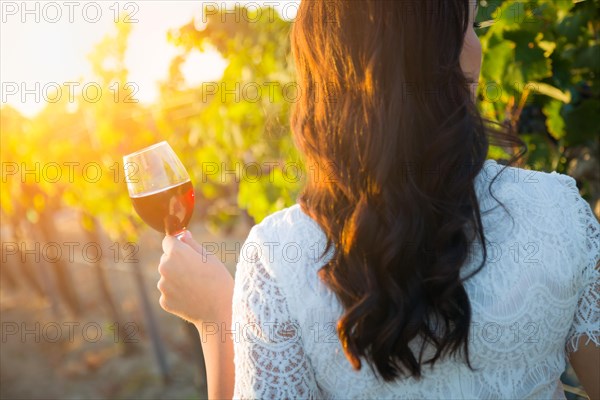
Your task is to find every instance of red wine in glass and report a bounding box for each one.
[124,141,194,237]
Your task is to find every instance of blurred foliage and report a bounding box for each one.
[1,21,157,241]
[161,5,300,228]
[1,1,598,241]
[477,0,599,205]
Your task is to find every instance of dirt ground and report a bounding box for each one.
[1,210,248,400]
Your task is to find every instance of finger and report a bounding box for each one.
[158,259,168,277]
[159,294,170,312]
[162,235,181,254]
[180,230,206,255]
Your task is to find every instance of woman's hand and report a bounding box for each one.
[158,230,236,399]
[157,230,234,325]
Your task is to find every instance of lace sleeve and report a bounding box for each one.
[232,229,321,399]
[554,174,600,353]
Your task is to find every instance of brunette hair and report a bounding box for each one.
[290,0,525,380]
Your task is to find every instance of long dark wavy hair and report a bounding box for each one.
[290,0,526,381]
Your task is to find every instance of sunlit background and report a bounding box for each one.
[1,1,598,399]
[1,1,301,115]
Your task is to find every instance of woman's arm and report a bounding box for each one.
[554,174,600,399]
[194,282,234,400]
[570,336,599,400]
[158,232,234,399]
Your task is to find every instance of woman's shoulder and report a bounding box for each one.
[238,203,335,318]
[478,159,571,193]
[247,203,326,248]
[476,159,587,214]
[240,203,329,279]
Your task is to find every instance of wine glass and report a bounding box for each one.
[123,141,195,239]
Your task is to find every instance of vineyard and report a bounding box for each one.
[1,1,598,399]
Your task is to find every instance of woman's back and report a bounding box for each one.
[232,159,600,399]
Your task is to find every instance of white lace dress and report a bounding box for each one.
[231,159,600,399]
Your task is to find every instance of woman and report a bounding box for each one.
[156,1,599,398]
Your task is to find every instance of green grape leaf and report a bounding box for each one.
[542,100,566,140]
